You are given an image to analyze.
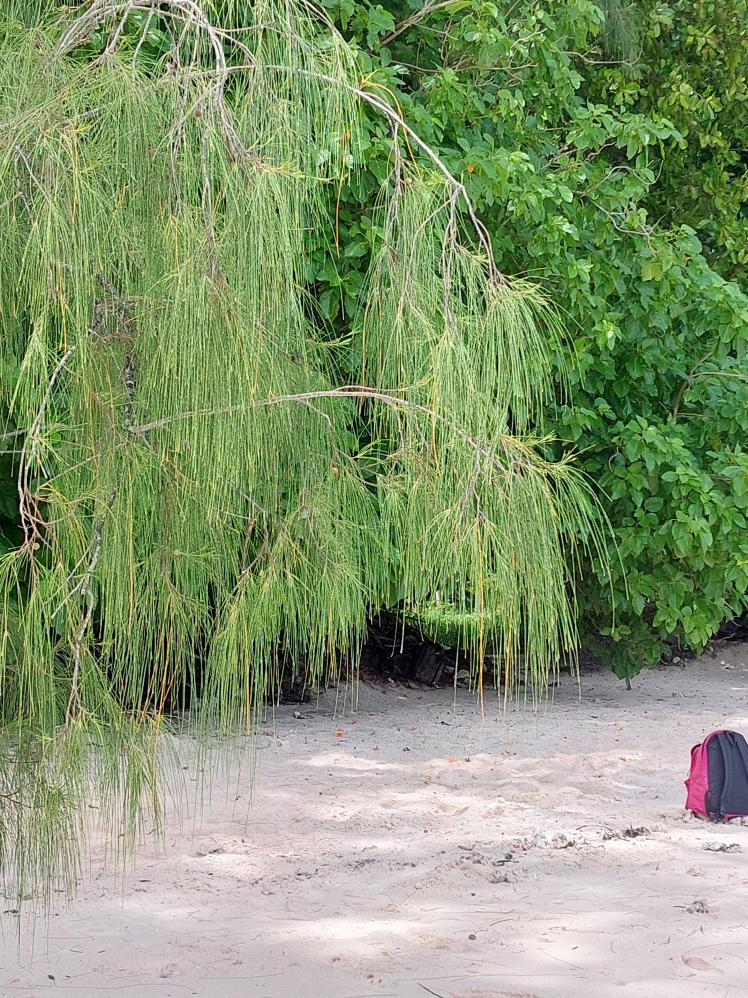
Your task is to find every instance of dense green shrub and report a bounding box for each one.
[309,0,748,675]
[637,1,748,283]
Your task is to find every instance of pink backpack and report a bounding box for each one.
[686,729,748,821]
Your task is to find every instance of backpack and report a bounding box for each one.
[685,729,748,821]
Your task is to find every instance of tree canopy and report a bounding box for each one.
[0,0,605,904]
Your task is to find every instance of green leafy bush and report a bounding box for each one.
[310,0,748,675]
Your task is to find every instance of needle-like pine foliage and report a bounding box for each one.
[0,0,606,905]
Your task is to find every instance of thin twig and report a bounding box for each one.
[91,0,136,66]
[0,428,26,443]
[126,386,543,477]
[380,0,462,47]
[672,346,718,419]
[352,85,500,280]
[13,145,50,203]
[419,985,448,998]
[0,792,28,808]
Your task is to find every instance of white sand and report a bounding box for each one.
[2,646,748,998]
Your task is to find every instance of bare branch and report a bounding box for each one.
[91,0,136,67]
[353,87,501,282]
[126,386,542,476]
[380,0,465,47]
[54,1,504,281]
[0,792,28,808]
[56,0,252,163]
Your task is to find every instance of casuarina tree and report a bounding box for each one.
[0,0,603,904]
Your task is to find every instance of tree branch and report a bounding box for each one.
[672,346,718,420]
[56,0,252,164]
[353,87,500,281]
[380,0,464,47]
[54,1,503,281]
[126,386,542,476]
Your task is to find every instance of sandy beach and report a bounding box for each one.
[2,645,748,998]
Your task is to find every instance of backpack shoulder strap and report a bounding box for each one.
[714,731,733,819]
[730,732,748,779]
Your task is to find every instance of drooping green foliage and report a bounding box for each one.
[306,0,748,677]
[0,1,604,903]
